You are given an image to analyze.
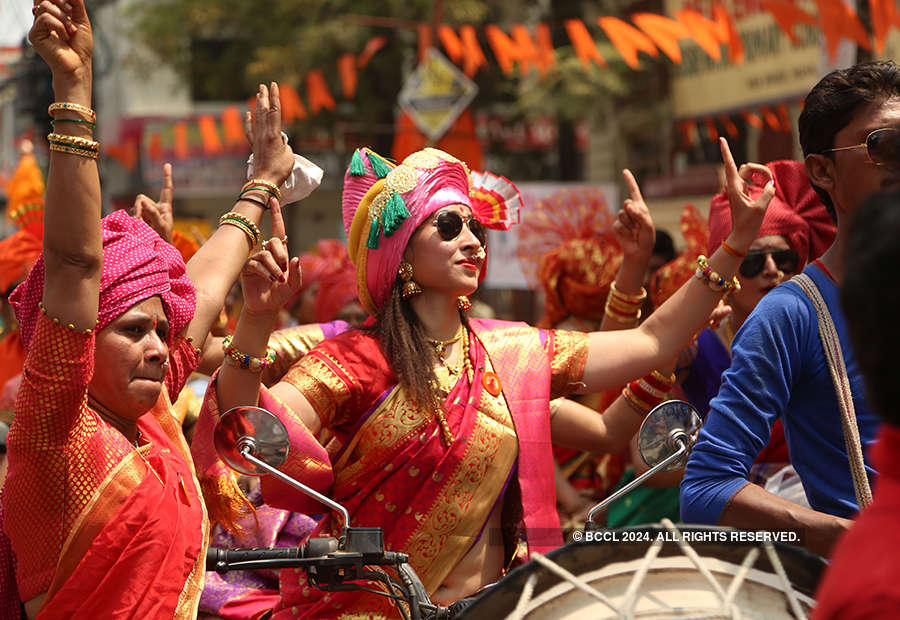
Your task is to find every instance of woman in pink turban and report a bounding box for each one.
[193,136,775,617]
[1,3,294,618]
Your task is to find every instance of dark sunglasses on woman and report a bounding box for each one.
[739,248,799,278]
[823,127,900,167]
[432,210,487,247]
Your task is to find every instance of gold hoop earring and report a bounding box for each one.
[398,261,422,299]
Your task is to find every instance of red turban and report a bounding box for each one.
[517,187,622,327]
[299,239,360,323]
[10,210,196,351]
[707,160,836,266]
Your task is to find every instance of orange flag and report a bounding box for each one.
[107,140,138,171]
[741,109,764,129]
[677,3,744,63]
[485,24,544,75]
[417,24,431,62]
[564,19,607,68]
[632,13,690,63]
[337,53,357,99]
[776,104,792,132]
[719,114,738,137]
[306,71,336,115]
[357,36,388,69]
[704,117,719,142]
[760,106,781,131]
[760,0,817,45]
[869,0,900,55]
[814,0,871,62]
[198,115,224,155]
[439,25,488,76]
[279,83,307,123]
[598,16,658,69]
[221,105,245,148]
[173,122,189,160]
[148,132,162,161]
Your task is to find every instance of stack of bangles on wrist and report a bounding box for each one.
[218,211,262,249]
[238,179,282,210]
[622,370,677,414]
[605,282,646,323]
[47,103,100,159]
[695,255,740,293]
[222,336,275,373]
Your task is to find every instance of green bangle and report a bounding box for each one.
[240,185,279,200]
[50,118,97,129]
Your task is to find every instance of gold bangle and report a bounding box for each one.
[242,179,282,201]
[49,143,100,159]
[622,386,653,415]
[606,295,643,314]
[48,102,97,122]
[218,211,262,247]
[219,219,257,249]
[48,133,99,151]
[650,369,676,386]
[605,304,640,323]
[637,378,669,400]
[609,282,647,303]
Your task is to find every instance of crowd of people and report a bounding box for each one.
[2,0,900,618]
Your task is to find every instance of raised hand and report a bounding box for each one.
[613,168,656,260]
[240,198,301,316]
[245,83,294,188]
[720,138,774,251]
[130,163,175,242]
[29,0,93,78]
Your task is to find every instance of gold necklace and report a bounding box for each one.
[432,326,474,445]
[427,325,463,358]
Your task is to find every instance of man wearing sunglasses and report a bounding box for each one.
[682,61,900,558]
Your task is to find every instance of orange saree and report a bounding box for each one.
[1,314,207,618]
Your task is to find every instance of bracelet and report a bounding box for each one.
[50,118,97,130]
[622,385,655,415]
[240,185,279,201]
[48,102,97,122]
[242,179,282,201]
[604,301,641,323]
[218,211,262,248]
[38,301,97,334]
[49,143,100,159]
[222,335,276,373]
[606,294,643,315]
[48,132,100,152]
[237,195,270,210]
[695,256,740,294]
[720,239,747,259]
[609,282,647,303]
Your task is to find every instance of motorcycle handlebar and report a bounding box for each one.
[206,536,340,572]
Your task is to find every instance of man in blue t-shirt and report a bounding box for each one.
[681,62,900,557]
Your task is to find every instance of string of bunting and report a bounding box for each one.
[99,0,900,169]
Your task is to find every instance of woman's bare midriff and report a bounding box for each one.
[431,507,506,605]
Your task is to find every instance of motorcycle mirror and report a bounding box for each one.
[638,400,703,472]
[214,406,290,475]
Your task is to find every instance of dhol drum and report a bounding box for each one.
[456,520,825,620]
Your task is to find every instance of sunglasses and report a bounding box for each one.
[739,248,799,278]
[432,210,487,248]
[823,127,900,166]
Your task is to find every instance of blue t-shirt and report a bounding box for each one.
[680,264,879,524]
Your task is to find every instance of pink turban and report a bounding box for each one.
[707,160,836,266]
[10,210,196,351]
[342,148,472,314]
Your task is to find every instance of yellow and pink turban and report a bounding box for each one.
[10,210,196,351]
[342,147,521,315]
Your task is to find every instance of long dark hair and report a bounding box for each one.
[364,283,468,411]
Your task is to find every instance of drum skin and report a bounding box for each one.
[456,525,826,620]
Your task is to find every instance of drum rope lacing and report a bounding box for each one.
[508,519,808,620]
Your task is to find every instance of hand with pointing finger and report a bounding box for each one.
[130,162,175,243]
[613,168,656,262]
[719,138,775,252]
[240,198,302,317]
